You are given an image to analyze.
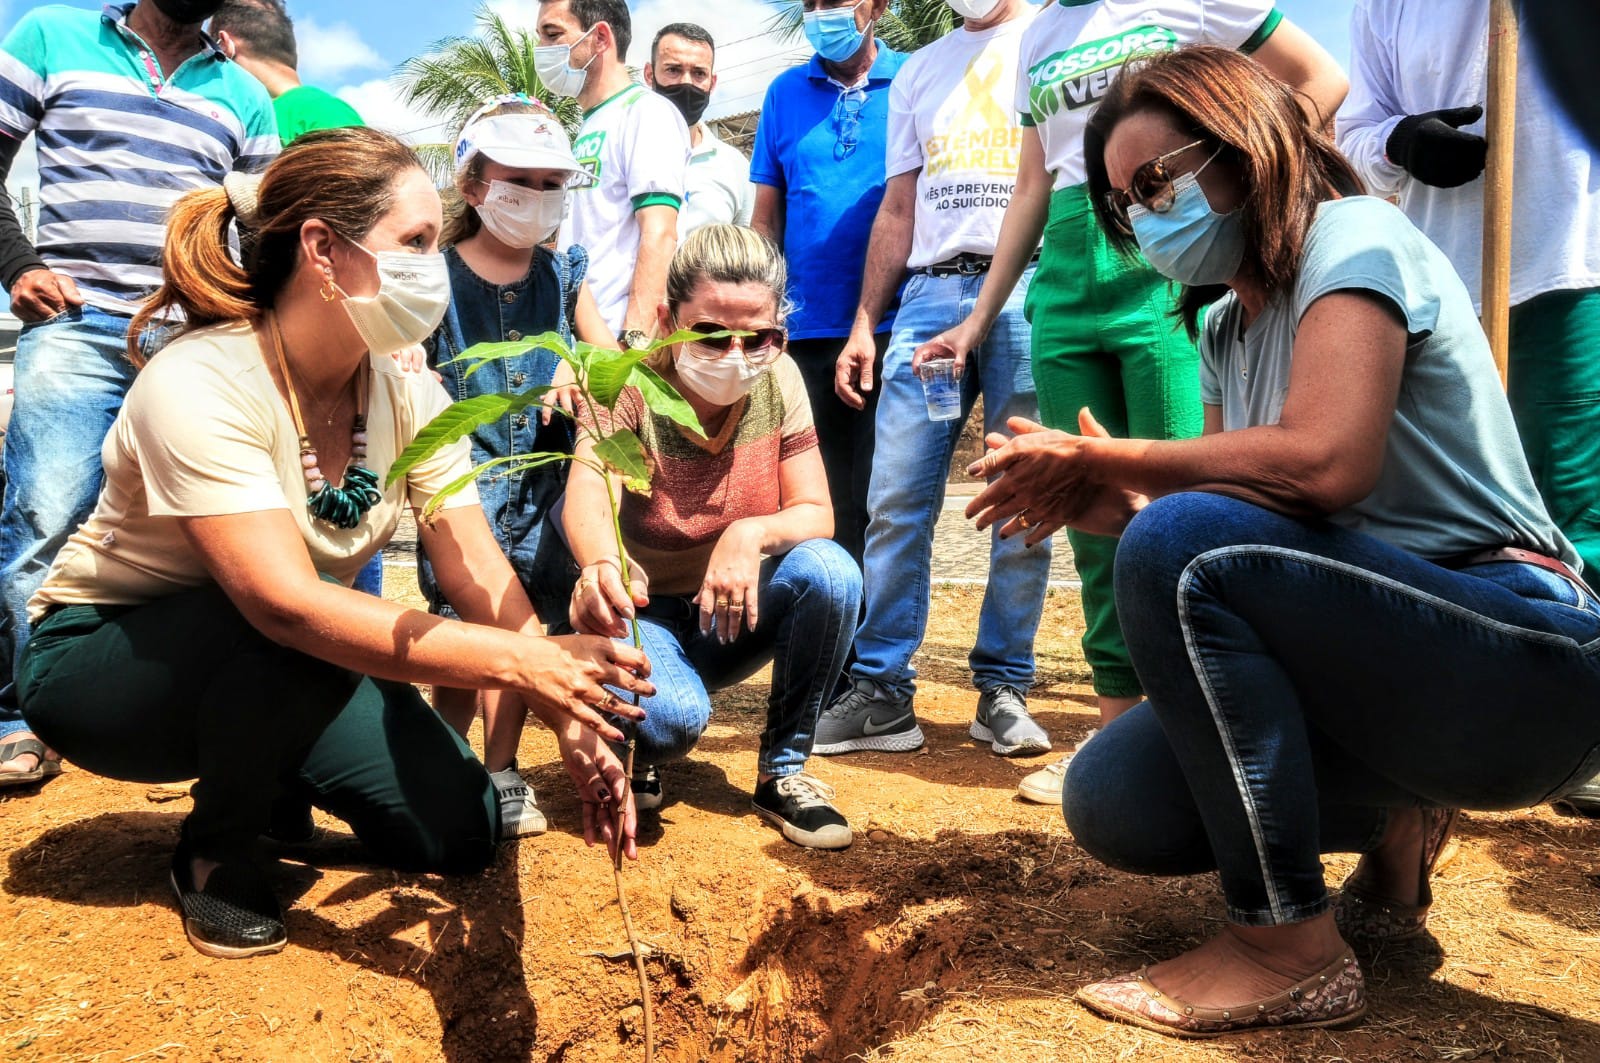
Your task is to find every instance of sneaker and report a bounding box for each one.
[1018,729,1097,805]
[752,773,853,850]
[490,766,548,838]
[812,678,925,755]
[971,686,1052,757]
[631,764,663,812]
[169,848,287,960]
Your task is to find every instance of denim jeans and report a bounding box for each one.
[1064,492,1600,927]
[0,305,141,737]
[851,266,1052,698]
[619,539,860,777]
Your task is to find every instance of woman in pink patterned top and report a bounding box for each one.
[564,225,862,852]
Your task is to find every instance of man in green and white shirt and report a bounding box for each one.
[537,0,690,339]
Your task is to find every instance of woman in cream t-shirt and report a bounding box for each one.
[17,128,654,961]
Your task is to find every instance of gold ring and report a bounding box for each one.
[599,691,618,711]
[1017,513,1034,530]
[575,576,597,595]
[729,600,745,611]
[715,596,729,608]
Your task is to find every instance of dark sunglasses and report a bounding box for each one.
[679,321,787,366]
[1103,139,1216,236]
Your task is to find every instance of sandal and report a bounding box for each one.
[0,737,62,788]
[1333,806,1460,943]
[1075,951,1366,1038]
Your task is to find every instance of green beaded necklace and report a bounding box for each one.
[268,313,382,531]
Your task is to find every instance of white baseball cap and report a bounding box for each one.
[453,95,591,184]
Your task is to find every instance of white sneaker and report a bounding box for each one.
[1017,730,1097,805]
[490,767,548,837]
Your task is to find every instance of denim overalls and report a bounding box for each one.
[417,243,586,622]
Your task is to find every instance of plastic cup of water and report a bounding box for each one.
[919,358,961,422]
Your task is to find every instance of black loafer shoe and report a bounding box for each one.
[1554,775,1600,818]
[170,850,287,959]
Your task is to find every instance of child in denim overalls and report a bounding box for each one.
[419,96,616,837]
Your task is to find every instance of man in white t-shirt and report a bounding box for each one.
[643,23,754,232]
[536,0,690,344]
[816,0,1053,760]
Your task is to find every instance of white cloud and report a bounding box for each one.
[295,16,386,84]
[336,77,450,146]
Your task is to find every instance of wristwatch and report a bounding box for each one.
[620,329,651,351]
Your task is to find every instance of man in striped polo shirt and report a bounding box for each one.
[0,0,277,787]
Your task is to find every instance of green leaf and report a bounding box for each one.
[418,451,571,522]
[443,333,570,380]
[632,363,703,437]
[386,388,552,487]
[592,428,652,495]
[583,347,653,410]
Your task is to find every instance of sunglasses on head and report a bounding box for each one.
[1104,138,1221,236]
[679,321,787,366]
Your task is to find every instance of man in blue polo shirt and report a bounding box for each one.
[0,0,277,787]
[751,0,906,568]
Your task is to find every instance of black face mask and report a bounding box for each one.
[655,82,711,127]
[151,0,227,25]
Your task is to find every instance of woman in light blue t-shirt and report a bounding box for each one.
[967,45,1600,1038]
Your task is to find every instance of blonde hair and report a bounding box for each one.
[651,224,789,369]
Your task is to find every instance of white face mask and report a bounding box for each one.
[477,180,566,249]
[674,343,769,407]
[945,0,1003,20]
[339,242,451,356]
[534,25,597,98]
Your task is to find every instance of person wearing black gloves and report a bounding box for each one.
[0,0,277,789]
[1339,0,1600,817]
[1383,104,1488,188]
[644,23,754,232]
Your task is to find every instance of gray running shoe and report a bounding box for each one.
[813,678,925,755]
[971,686,1052,757]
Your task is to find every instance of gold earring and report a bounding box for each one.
[320,270,337,303]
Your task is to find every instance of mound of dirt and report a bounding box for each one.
[4,586,1600,1062]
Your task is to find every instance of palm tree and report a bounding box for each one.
[395,7,583,182]
[769,0,958,54]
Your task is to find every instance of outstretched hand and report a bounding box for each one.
[555,721,638,862]
[965,409,1145,544]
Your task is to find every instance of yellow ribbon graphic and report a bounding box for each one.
[954,53,1010,131]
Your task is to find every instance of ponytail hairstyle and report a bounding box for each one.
[1082,45,1363,338]
[130,126,427,363]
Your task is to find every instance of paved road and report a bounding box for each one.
[386,484,1080,588]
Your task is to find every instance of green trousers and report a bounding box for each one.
[18,585,499,868]
[1024,186,1204,697]
[1509,286,1600,580]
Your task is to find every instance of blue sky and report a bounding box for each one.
[0,0,1356,203]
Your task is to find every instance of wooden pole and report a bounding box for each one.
[1482,0,1518,389]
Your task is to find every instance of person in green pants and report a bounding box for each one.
[920,0,1346,805]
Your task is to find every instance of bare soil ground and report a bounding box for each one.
[4,582,1600,1062]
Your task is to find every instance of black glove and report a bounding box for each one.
[1385,105,1488,188]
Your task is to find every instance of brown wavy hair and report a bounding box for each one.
[129,126,425,363]
[1083,45,1363,337]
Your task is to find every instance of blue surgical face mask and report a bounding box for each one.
[804,1,871,64]
[1128,171,1245,287]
